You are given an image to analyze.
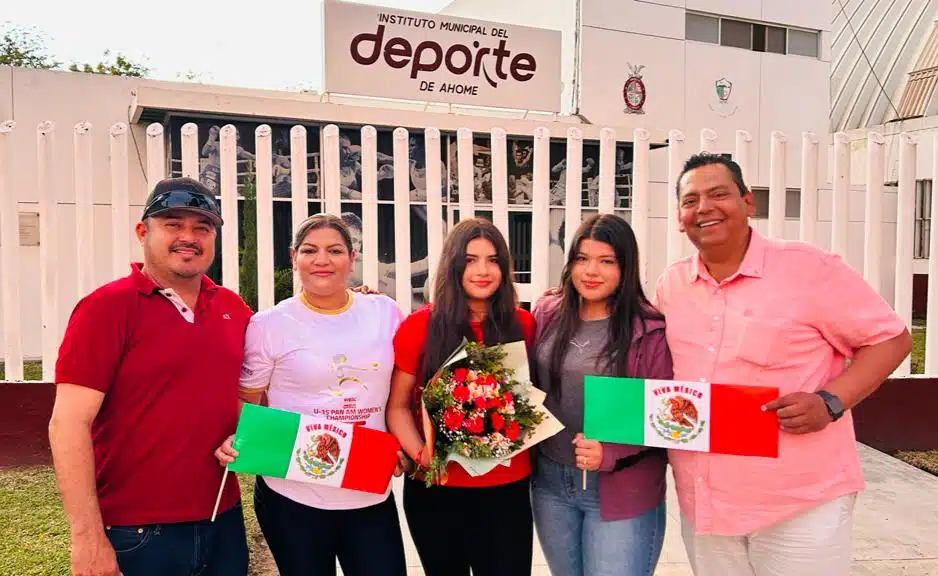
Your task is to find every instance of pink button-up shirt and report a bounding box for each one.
[654,228,906,536]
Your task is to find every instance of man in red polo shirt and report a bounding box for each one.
[49,177,253,576]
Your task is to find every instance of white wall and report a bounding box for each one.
[435,1,832,180]
[687,0,760,22]
[582,0,685,38]
[576,0,831,188]
[845,116,938,184]
[674,0,833,31]
[576,28,685,143]
[845,115,938,278]
[0,67,11,120]
[0,68,150,362]
[0,67,606,360]
[757,54,831,186]
[1,68,899,361]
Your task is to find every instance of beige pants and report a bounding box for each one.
[681,493,857,576]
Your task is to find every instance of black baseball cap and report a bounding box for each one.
[141,177,223,227]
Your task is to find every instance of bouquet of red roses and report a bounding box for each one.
[419,340,556,486]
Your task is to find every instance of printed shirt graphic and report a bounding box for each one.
[239,292,403,510]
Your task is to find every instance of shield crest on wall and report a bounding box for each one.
[715,78,732,102]
[623,62,647,114]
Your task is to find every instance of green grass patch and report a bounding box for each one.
[0,467,275,575]
[911,328,925,375]
[0,361,44,381]
[0,467,69,575]
[894,450,938,476]
[895,329,938,477]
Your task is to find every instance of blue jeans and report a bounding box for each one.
[105,502,248,576]
[532,456,666,576]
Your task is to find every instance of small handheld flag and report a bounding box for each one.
[212,403,401,520]
[584,377,779,457]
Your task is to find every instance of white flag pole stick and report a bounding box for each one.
[578,432,588,490]
[211,467,229,522]
[582,433,587,490]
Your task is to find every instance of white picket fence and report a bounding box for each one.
[0,120,930,381]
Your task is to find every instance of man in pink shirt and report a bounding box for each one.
[654,153,912,575]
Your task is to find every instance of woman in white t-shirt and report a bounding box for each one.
[214,214,408,576]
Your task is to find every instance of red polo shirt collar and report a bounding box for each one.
[129,262,220,295]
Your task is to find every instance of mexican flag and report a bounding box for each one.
[583,377,779,457]
[227,403,401,494]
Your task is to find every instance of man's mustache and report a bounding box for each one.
[170,242,202,255]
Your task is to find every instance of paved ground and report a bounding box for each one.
[367,443,938,575]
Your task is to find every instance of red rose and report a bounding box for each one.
[453,368,469,384]
[474,396,487,410]
[505,420,520,441]
[482,374,497,386]
[464,415,484,434]
[443,407,464,431]
[452,386,470,403]
[490,412,505,431]
[503,392,514,405]
[486,398,502,410]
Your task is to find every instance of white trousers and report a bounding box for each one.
[681,493,857,576]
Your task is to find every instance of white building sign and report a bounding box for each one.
[323,0,562,112]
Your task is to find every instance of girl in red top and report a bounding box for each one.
[387,217,535,576]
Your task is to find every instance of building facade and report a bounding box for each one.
[442,0,831,189]
[832,0,937,312]
[2,0,899,362]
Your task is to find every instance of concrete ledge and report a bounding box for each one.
[0,382,55,467]
[852,377,938,453]
[2,376,934,469]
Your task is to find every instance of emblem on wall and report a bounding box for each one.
[623,63,646,114]
[709,77,738,117]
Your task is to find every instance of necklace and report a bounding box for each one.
[570,337,590,354]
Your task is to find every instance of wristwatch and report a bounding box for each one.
[815,390,845,422]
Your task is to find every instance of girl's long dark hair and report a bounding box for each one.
[545,213,662,397]
[422,218,523,383]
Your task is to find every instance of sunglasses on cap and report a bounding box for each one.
[141,189,224,227]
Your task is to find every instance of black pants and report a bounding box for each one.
[403,476,534,576]
[253,476,407,576]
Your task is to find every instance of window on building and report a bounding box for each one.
[915,180,932,259]
[750,187,801,219]
[787,29,819,58]
[785,189,801,218]
[753,24,787,54]
[720,19,752,50]
[686,13,719,43]
[686,12,817,59]
[752,24,766,51]
[896,22,938,120]
[768,26,787,54]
